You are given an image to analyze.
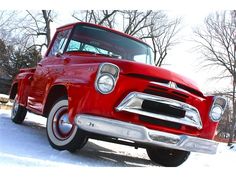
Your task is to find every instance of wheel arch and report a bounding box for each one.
[43,84,68,117]
[9,82,18,100]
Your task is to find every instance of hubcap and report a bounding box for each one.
[53,107,74,140]
[58,113,73,134]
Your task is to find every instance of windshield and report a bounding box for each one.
[65,24,154,65]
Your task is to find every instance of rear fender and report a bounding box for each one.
[10,71,34,107]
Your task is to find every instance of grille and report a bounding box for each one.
[176,84,204,97]
[126,73,203,97]
[141,100,186,118]
[116,92,203,129]
[144,88,187,103]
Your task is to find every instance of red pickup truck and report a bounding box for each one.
[9,22,227,166]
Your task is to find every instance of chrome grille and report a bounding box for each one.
[116,92,202,129]
[142,100,186,118]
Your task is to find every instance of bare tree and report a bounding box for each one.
[72,10,181,66]
[0,10,45,80]
[0,11,16,29]
[120,10,153,36]
[0,38,42,80]
[194,11,236,145]
[0,11,19,43]
[72,10,118,28]
[145,16,181,66]
[17,10,55,52]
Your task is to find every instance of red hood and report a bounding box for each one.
[63,53,203,96]
[110,60,202,93]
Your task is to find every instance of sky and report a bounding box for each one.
[164,10,232,93]
[0,0,236,9]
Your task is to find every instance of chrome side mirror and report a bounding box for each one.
[55,50,63,57]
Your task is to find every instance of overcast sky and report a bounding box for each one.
[165,10,232,93]
[164,10,231,93]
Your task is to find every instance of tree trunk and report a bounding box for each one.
[42,10,51,47]
[225,104,230,138]
[227,23,236,145]
[228,77,236,145]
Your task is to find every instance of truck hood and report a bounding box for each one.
[109,60,204,97]
[63,54,204,97]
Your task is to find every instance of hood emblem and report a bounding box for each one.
[168,81,177,89]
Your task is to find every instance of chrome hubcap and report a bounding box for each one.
[53,107,74,140]
[58,113,73,135]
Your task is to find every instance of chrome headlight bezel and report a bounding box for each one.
[95,63,120,94]
[96,73,115,94]
[210,105,224,122]
[209,96,227,122]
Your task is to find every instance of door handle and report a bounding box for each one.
[63,58,70,64]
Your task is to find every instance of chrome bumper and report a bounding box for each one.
[75,114,218,154]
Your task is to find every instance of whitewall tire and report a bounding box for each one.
[46,97,87,151]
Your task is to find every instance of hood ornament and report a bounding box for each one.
[168,81,177,89]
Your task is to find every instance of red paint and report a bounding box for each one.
[10,22,219,141]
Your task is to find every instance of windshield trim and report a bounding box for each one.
[64,23,154,65]
[76,23,152,48]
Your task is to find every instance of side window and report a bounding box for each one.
[66,40,81,51]
[133,54,148,64]
[48,29,71,57]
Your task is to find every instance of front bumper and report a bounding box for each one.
[75,114,218,154]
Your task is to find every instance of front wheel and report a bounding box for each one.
[46,97,87,152]
[146,147,190,167]
[11,96,27,124]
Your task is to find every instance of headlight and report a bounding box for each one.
[97,74,115,94]
[210,105,223,122]
[209,97,227,122]
[95,63,120,94]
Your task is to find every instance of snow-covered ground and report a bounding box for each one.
[0,109,236,176]
[0,94,9,99]
[0,109,154,167]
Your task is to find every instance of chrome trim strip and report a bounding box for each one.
[150,81,190,94]
[75,114,218,154]
[116,92,202,129]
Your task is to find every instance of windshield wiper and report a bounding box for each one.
[66,50,97,55]
[66,50,121,59]
[97,53,121,59]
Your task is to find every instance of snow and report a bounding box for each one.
[0,109,154,167]
[1,108,236,176]
[0,94,9,99]
[0,94,12,107]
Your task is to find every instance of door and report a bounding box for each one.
[27,28,72,113]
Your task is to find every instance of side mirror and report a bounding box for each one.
[55,50,63,57]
